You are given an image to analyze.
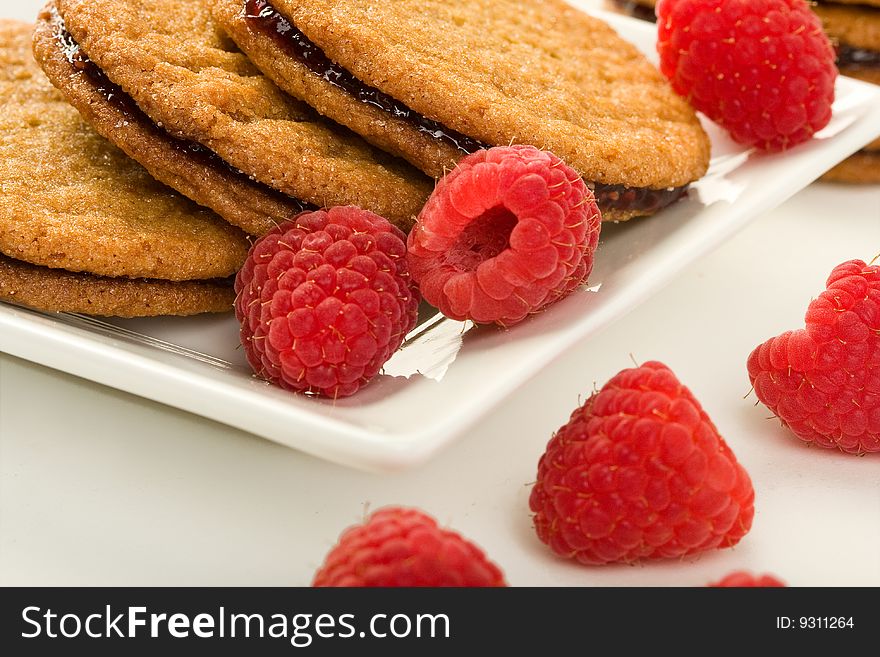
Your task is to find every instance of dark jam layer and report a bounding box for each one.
[590,183,687,216]
[611,0,658,23]
[55,21,139,117]
[52,13,309,213]
[245,0,488,156]
[244,0,688,216]
[837,44,880,69]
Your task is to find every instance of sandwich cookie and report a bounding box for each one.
[51,0,432,233]
[213,0,711,222]
[814,1,880,183]
[814,0,880,86]
[0,20,242,316]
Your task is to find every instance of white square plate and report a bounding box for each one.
[2,9,880,472]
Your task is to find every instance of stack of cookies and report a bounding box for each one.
[0,21,247,317]
[1,0,712,317]
[813,0,880,183]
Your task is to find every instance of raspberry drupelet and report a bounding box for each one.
[234,207,419,399]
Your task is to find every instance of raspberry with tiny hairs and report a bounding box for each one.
[747,259,880,454]
[657,0,837,150]
[406,145,601,326]
[313,507,507,587]
[234,207,419,399]
[530,361,755,565]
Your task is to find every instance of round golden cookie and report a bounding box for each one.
[0,20,249,281]
[57,0,432,231]
[234,0,709,193]
[33,2,306,237]
[813,2,880,52]
[0,254,234,317]
[821,150,880,184]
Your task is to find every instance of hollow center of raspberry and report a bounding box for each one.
[446,206,517,271]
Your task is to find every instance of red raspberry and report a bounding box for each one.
[709,571,786,587]
[657,0,837,151]
[406,145,601,326]
[747,259,880,455]
[234,207,419,399]
[312,507,507,587]
[529,361,755,565]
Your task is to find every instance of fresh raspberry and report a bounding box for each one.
[747,259,880,454]
[312,507,507,587]
[234,207,419,399]
[657,0,837,151]
[406,145,601,326]
[709,571,786,587]
[529,361,755,565]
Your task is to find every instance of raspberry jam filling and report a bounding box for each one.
[611,0,658,23]
[243,0,689,216]
[52,13,309,213]
[837,44,880,69]
[244,0,487,157]
[586,183,686,216]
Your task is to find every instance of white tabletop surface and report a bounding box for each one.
[1,0,879,587]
